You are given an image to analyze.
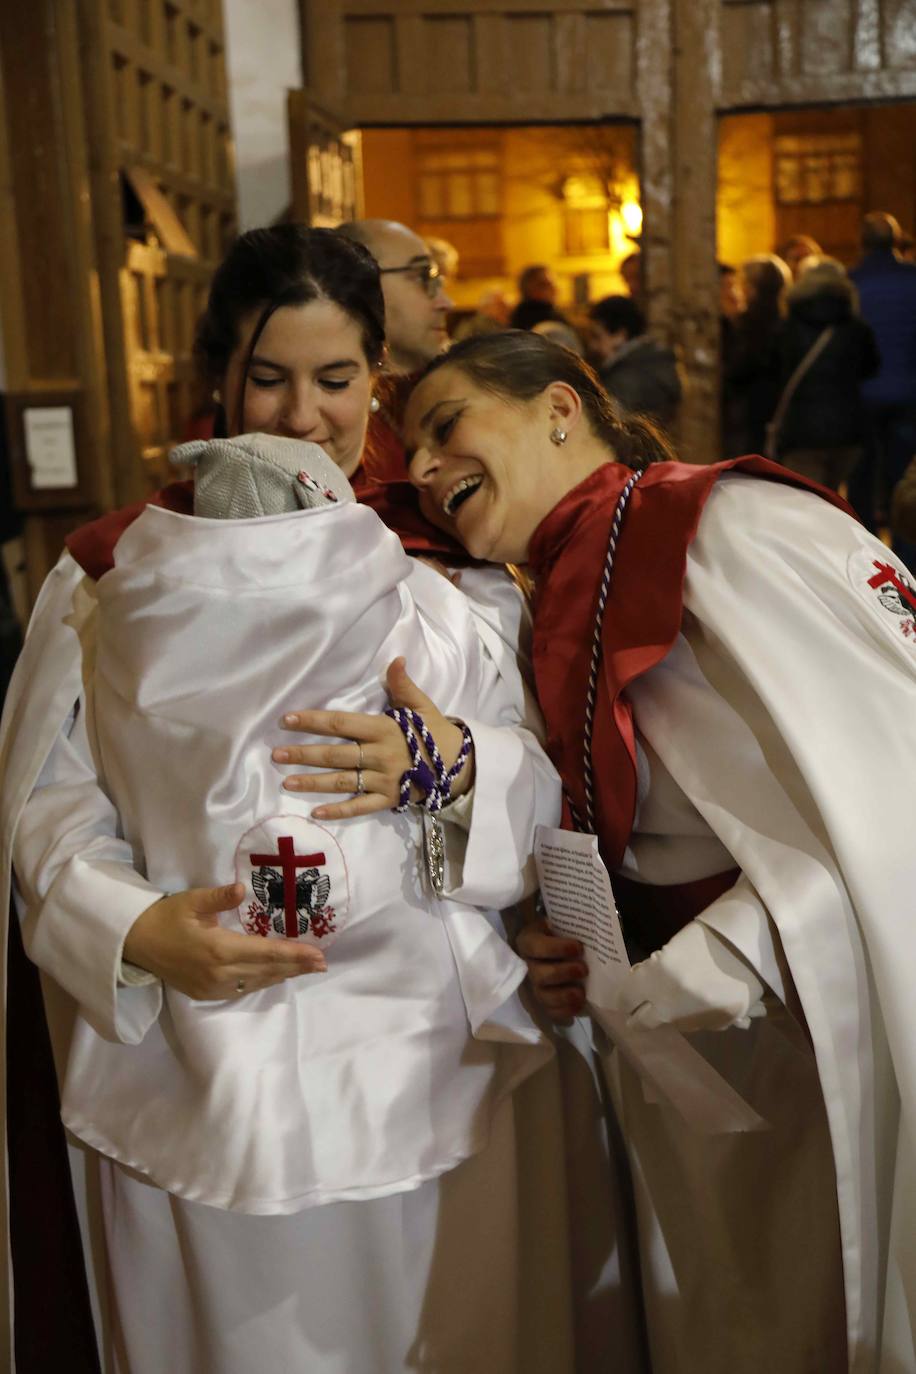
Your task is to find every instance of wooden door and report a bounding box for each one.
[79,0,237,499]
[292,0,916,463]
[288,94,363,228]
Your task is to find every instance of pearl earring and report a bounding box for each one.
[550,426,568,446]
[370,396,381,414]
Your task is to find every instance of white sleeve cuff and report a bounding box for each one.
[439,784,475,833]
[22,858,164,1045]
[442,719,561,909]
[695,873,787,1004]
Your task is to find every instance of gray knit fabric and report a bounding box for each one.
[170,433,355,520]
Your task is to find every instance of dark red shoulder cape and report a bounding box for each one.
[66,411,469,578]
[528,456,852,875]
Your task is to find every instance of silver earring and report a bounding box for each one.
[370,396,381,414]
[550,426,568,446]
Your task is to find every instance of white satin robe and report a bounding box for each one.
[1,502,572,1373]
[577,474,916,1374]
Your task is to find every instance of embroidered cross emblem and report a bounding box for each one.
[249,836,327,939]
[867,560,916,614]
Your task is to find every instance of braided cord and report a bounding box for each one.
[385,708,473,813]
[573,472,641,834]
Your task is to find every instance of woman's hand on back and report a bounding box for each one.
[273,657,475,821]
[123,883,326,1000]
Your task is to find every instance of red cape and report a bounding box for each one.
[66,416,469,578]
[528,456,852,878]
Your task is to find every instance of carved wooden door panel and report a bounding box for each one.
[79,0,237,500]
[120,240,176,483]
[288,94,362,226]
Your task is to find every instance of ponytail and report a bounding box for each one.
[419,330,677,469]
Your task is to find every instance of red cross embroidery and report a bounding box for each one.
[867,560,916,614]
[249,836,326,939]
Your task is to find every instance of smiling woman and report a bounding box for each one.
[404,328,916,1373]
[195,224,386,470]
[0,234,577,1374]
[405,328,674,561]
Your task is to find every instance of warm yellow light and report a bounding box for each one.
[621,199,643,236]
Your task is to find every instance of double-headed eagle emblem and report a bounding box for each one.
[251,865,331,937]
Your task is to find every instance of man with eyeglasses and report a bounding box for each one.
[338,219,454,374]
[334,219,464,556]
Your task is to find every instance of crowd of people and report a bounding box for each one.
[0,209,914,1374]
[451,212,916,573]
[720,212,916,569]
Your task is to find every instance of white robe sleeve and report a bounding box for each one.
[439,570,561,909]
[13,696,164,1047]
[695,873,787,1005]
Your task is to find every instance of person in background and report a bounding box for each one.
[337,218,461,539]
[532,318,585,356]
[619,250,643,301]
[586,294,681,427]
[719,263,748,458]
[891,454,916,544]
[768,257,879,490]
[509,264,566,331]
[727,254,792,454]
[849,212,916,569]
[777,234,823,280]
[337,219,453,375]
[453,289,512,341]
[425,234,459,288]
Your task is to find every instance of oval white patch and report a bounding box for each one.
[233,815,350,948]
[847,546,916,651]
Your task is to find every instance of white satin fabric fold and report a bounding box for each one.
[618,475,916,1369]
[67,501,548,1213]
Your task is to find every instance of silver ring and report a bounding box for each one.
[355,766,365,795]
[236,977,246,994]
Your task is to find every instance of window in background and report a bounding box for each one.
[774,132,862,205]
[417,146,502,220]
[562,174,611,255]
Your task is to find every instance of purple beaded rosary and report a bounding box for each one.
[383,707,473,813]
[383,708,473,895]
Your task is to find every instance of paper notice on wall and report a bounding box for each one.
[24,407,78,490]
[534,825,630,1007]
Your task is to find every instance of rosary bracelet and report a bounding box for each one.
[384,708,473,813]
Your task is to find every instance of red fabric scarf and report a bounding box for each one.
[528,456,852,876]
[66,408,470,577]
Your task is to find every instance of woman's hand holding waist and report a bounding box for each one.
[123,883,327,1000]
[274,657,475,821]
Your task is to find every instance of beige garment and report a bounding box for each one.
[600,1012,845,1374]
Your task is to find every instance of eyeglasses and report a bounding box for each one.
[378,260,443,298]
